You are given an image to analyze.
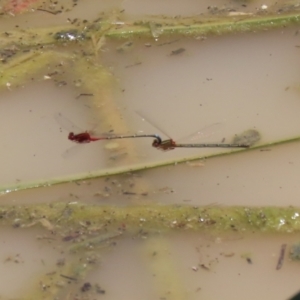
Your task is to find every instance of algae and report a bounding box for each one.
[1,6,300,299]
[3,202,300,234]
[1,10,300,192]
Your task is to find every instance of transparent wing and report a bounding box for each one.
[62,144,83,159]
[178,122,223,143]
[54,113,82,133]
[136,111,171,139]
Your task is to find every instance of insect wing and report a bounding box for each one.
[61,144,83,159]
[136,111,171,139]
[54,113,83,133]
[179,122,223,143]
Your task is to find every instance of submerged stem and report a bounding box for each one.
[0,134,299,194]
[3,202,300,234]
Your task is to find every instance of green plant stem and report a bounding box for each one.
[106,13,300,39]
[0,135,298,194]
[1,13,300,48]
[3,202,300,234]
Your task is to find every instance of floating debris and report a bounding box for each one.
[232,129,261,147]
[81,282,92,292]
[69,231,122,253]
[289,242,300,261]
[276,244,287,270]
[241,253,253,264]
[75,93,94,99]
[60,274,77,281]
[170,48,186,56]
[116,41,133,53]
[191,266,198,271]
[199,264,210,270]
[54,30,87,42]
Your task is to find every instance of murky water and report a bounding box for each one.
[2,26,300,187]
[1,0,300,299]
[2,140,300,208]
[0,227,63,298]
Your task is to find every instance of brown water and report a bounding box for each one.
[1,0,300,299]
[2,27,300,187]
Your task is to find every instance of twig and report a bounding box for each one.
[276,244,287,270]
